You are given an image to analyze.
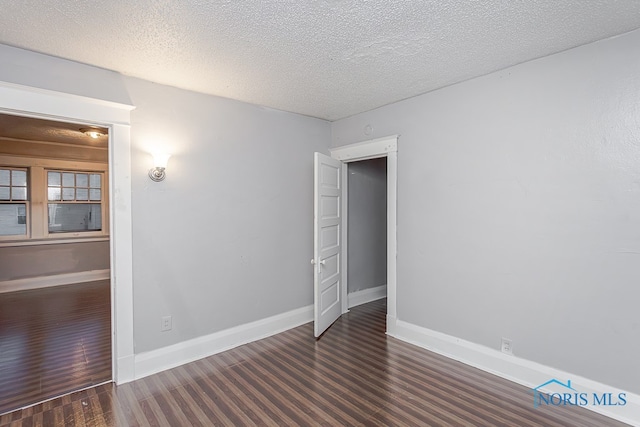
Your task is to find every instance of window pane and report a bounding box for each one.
[62,188,75,201]
[48,187,61,201]
[12,170,27,187]
[89,189,101,201]
[90,174,101,188]
[48,171,61,186]
[76,188,89,200]
[0,170,9,186]
[11,187,27,201]
[0,203,27,236]
[0,188,9,200]
[76,174,89,187]
[62,172,75,187]
[48,203,101,233]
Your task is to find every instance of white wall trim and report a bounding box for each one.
[0,80,135,384]
[348,285,387,308]
[0,81,134,122]
[329,135,398,328]
[0,269,110,294]
[330,135,398,162]
[339,162,349,315]
[388,318,640,426]
[134,304,314,380]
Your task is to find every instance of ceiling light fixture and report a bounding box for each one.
[80,127,107,139]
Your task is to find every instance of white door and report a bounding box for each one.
[313,152,343,337]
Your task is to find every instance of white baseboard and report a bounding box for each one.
[115,354,135,385]
[348,284,387,308]
[0,269,110,293]
[134,304,314,380]
[388,318,640,426]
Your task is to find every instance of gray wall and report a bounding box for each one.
[0,241,110,281]
[332,29,640,394]
[125,78,330,352]
[347,158,387,293]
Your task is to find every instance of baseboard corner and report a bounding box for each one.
[390,319,640,427]
[348,284,387,309]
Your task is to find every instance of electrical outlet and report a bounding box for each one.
[161,316,172,332]
[501,337,513,355]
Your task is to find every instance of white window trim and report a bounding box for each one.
[0,155,109,243]
[0,166,30,240]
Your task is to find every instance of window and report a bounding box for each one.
[47,170,103,233]
[0,159,108,243]
[0,167,28,237]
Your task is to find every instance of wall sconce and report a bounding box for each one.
[149,153,171,182]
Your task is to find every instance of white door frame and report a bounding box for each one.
[329,135,398,330]
[0,82,136,383]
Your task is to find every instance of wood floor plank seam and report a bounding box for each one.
[327,335,538,426]
[209,353,325,426]
[260,333,461,425]
[200,359,294,426]
[284,326,490,422]
[230,351,348,425]
[239,341,373,425]
[263,329,487,426]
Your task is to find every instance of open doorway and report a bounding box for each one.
[311,135,397,337]
[0,113,111,414]
[0,81,135,390]
[346,157,388,308]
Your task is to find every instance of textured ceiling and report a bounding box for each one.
[1,1,640,121]
[0,114,108,148]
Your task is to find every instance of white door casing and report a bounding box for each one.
[313,152,343,337]
[0,82,136,383]
[329,135,398,330]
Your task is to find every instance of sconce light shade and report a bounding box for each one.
[149,153,171,182]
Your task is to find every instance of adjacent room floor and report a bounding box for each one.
[0,298,628,426]
[0,280,111,415]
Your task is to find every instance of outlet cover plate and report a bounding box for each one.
[161,316,172,332]
[501,337,513,355]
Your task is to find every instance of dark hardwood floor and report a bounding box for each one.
[0,298,628,426]
[0,280,111,416]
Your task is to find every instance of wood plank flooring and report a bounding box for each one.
[0,299,629,426]
[0,280,111,415]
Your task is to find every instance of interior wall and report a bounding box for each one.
[331,29,640,394]
[0,241,110,281]
[124,77,330,353]
[347,158,387,293]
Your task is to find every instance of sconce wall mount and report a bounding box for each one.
[149,153,171,182]
[148,166,167,182]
